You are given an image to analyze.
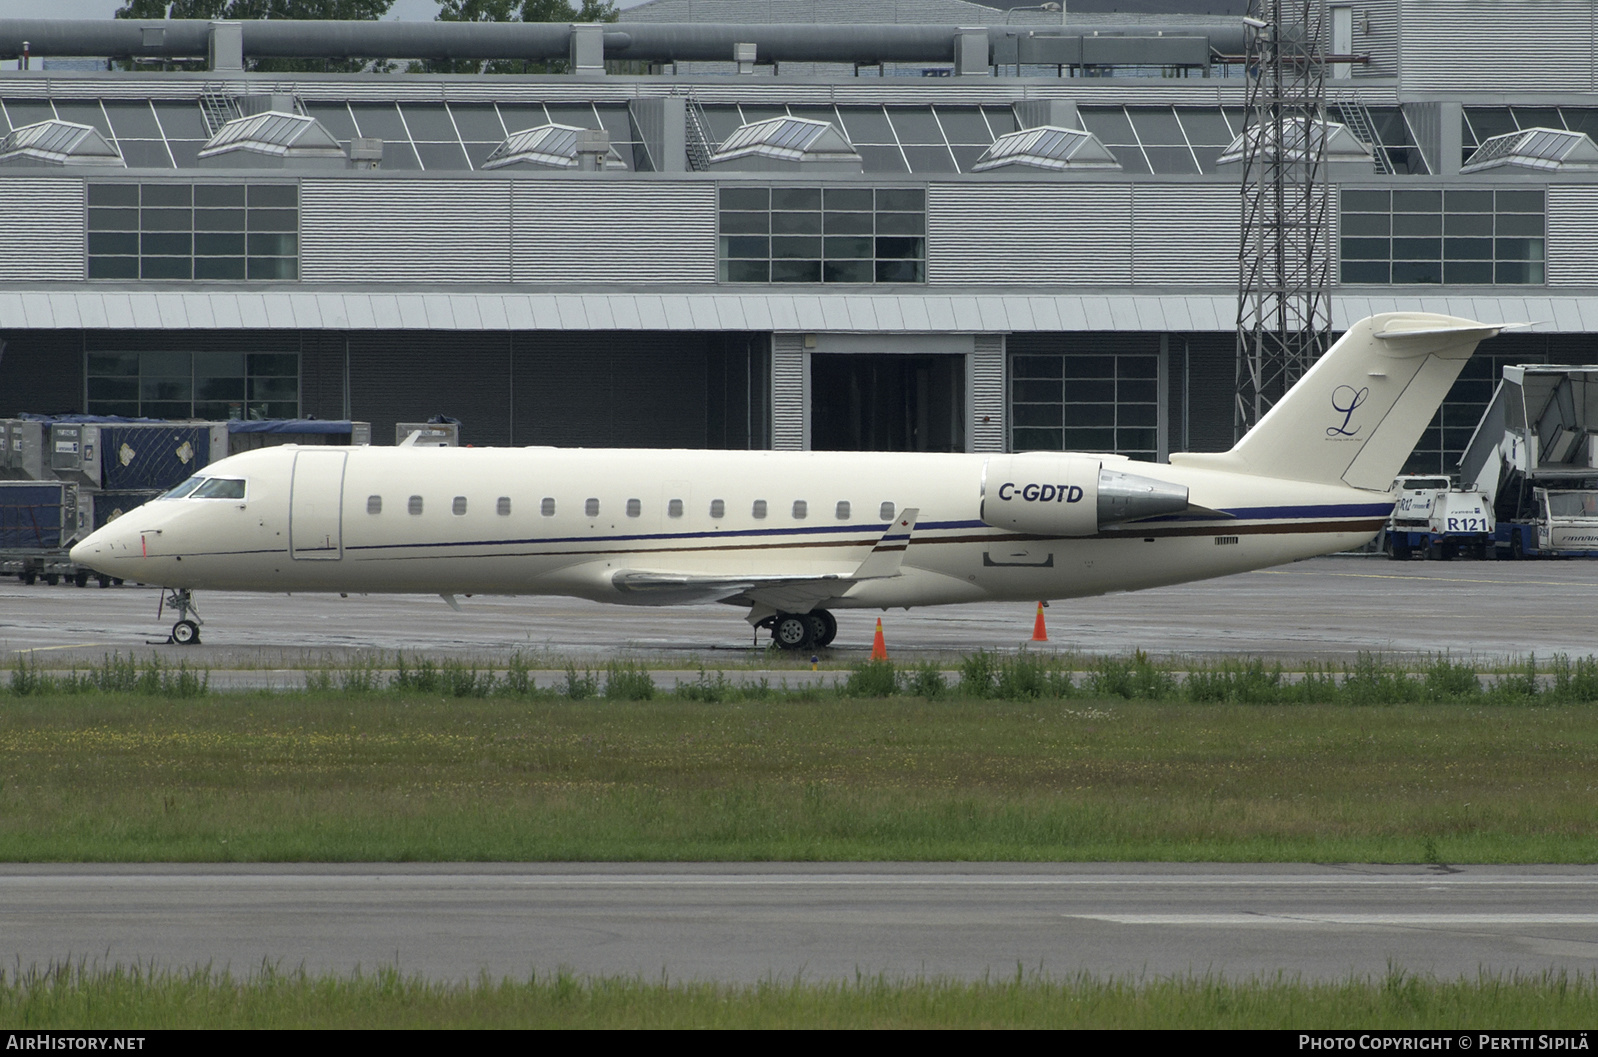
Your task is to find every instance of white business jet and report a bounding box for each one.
[71,312,1506,649]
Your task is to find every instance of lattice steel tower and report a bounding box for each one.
[1235,0,1332,440]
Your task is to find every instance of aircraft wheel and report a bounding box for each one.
[171,620,201,646]
[808,610,837,648]
[772,613,813,650]
[97,576,112,588]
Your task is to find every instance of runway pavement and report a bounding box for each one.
[3,863,1596,983]
[4,554,1597,666]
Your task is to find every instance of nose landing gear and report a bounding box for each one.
[159,588,203,646]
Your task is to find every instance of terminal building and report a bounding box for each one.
[0,0,1595,474]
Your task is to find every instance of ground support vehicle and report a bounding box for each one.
[1385,475,1495,560]
[1459,365,1598,559]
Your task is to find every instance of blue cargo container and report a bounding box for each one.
[0,482,71,549]
[100,426,213,491]
[91,489,162,533]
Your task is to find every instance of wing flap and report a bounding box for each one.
[609,508,920,614]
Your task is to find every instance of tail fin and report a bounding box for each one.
[1170,313,1507,490]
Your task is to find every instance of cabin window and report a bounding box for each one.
[792,500,808,519]
[585,498,600,517]
[192,477,246,500]
[541,497,555,516]
[880,501,895,521]
[367,495,382,515]
[752,500,767,519]
[836,501,850,520]
[497,497,512,516]
[452,496,468,516]
[408,495,423,515]
[668,499,684,518]
[626,498,642,518]
[710,499,725,519]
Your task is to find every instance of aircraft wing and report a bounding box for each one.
[610,509,919,617]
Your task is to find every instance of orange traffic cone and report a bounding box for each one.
[871,617,888,661]
[1032,602,1048,642]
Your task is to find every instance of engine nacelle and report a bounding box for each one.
[980,453,1191,536]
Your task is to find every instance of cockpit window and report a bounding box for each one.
[160,476,205,500]
[191,477,246,500]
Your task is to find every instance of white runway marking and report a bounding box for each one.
[1074,914,1598,926]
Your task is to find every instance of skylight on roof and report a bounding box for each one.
[481,123,625,170]
[0,120,123,167]
[1461,127,1598,174]
[971,125,1121,172]
[710,117,858,164]
[198,111,344,159]
[1215,120,1370,166]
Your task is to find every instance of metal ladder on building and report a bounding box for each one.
[198,82,241,137]
[682,89,716,172]
[1331,90,1395,175]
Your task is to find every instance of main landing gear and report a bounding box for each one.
[760,609,838,651]
[159,588,203,646]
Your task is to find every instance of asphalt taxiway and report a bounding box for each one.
[4,554,1596,666]
[3,864,1596,983]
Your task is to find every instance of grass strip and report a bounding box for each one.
[5,962,1596,1029]
[3,687,1595,862]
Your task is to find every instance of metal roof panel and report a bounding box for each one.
[631,295,669,330]
[395,293,429,329]
[687,297,720,329]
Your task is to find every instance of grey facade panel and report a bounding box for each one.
[1132,185,1238,287]
[1548,186,1598,287]
[927,183,1134,285]
[1399,0,1596,92]
[300,179,513,283]
[0,178,82,281]
[1351,0,1400,80]
[970,332,1005,453]
[511,182,716,284]
[771,332,806,450]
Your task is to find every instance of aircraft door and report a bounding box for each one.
[289,449,347,560]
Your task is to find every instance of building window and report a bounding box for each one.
[87,182,298,282]
[718,186,925,284]
[85,348,298,420]
[1011,351,1160,461]
[1341,188,1544,285]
